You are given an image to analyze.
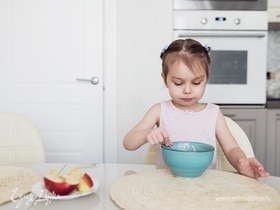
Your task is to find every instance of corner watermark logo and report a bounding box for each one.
[11,187,58,208]
[215,195,272,202]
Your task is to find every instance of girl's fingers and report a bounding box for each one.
[164,137,173,146]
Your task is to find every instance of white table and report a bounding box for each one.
[0,163,279,210]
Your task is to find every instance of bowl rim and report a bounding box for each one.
[161,141,214,152]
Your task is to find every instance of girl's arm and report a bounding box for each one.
[216,110,268,178]
[123,103,165,150]
[215,110,246,169]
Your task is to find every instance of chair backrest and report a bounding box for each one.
[144,116,255,172]
[145,144,156,165]
[0,112,46,164]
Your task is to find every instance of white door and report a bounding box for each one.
[0,0,104,163]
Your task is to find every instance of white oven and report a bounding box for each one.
[174,0,267,11]
[173,3,268,105]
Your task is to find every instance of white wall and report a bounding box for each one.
[115,0,173,163]
[103,0,118,163]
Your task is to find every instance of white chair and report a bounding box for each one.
[145,144,156,165]
[0,112,46,164]
[145,116,255,172]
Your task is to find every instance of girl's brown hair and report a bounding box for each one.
[160,39,211,84]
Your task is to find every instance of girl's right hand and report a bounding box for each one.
[146,127,172,146]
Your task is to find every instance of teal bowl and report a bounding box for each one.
[161,141,214,178]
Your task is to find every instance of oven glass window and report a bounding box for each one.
[208,50,247,84]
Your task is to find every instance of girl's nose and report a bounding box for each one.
[183,84,191,94]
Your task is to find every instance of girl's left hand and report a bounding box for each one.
[237,157,269,178]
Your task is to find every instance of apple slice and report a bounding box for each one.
[76,173,94,193]
[44,174,79,195]
[67,167,83,181]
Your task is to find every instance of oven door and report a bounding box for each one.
[174,30,267,105]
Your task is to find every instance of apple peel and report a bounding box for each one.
[44,174,79,196]
[43,168,94,196]
[76,173,94,193]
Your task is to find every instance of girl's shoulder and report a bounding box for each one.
[145,103,161,118]
[150,102,161,110]
[204,103,220,114]
[143,103,161,126]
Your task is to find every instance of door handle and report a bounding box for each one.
[76,77,99,85]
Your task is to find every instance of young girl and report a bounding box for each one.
[123,39,268,178]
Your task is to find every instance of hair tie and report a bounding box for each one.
[203,44,210,52]
[160,45,169,58]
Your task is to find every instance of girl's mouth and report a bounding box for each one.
[181,98,193,102]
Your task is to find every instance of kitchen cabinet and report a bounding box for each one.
[268,0,280,23]
[221,108,267,168]
[266,109,280,176]
[268,0,280,30]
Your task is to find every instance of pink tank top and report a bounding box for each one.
[156,100,219,169]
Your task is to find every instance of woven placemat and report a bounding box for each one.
[110,169,280,210]
[0,166,41,205]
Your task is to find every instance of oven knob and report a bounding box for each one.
[234,18,241,25]
[201,18,207,25]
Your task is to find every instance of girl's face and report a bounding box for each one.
[163,61,208,110]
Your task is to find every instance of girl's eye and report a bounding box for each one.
[174,82,183,86]
[193,81,201,85]
[193,79,204,85]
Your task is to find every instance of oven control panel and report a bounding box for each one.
[174,11,267,30]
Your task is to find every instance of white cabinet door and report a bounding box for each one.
[268,0,280,22]
[0,0,104,163]
[266,110,280,176]
[221,109,267,167]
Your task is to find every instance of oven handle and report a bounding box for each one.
[177,33,266,38]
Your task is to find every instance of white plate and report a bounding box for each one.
[31,179,100,200]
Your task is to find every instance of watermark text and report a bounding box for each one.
[215,195,271,202]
